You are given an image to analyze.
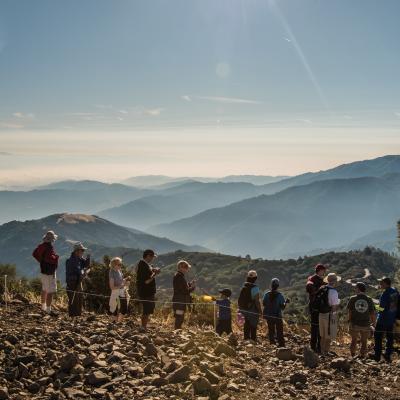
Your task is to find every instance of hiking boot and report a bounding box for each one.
[367,353,380,362]
[383,354,392,363]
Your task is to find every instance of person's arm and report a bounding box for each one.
[44,247,59,265]
[109,277,115,290]
[330,289,339,312]
[144,270,156,285]
[280,294,287,310]
[255,293,262,315]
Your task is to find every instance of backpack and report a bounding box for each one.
[396,290,400,320]
[311,286,331,313]
[238,284,255,311]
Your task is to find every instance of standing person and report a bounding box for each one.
[263,278,288,347]
[306,263,327,353]
[373,277,399,362]
[109,257,130,323]
[215,288,232,336]
[32,231,59,314]
[136,249,160,331]
[318,273,340,356]
[238,270,262,341]
[347,282,375,358]
[65,243,90,318]
[172,260,195,329]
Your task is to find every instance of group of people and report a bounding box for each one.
[33,231,399,362]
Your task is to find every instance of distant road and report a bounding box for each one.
[345,268,371,285]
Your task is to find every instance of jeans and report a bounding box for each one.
[244,317,257,341]
[310,309,321,353]
[374,322,394,360]
[266,317,285,347]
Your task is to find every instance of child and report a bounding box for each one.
[215,288,232,336]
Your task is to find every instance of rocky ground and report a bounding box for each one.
[1,301,400,400]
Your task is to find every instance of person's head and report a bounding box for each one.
[177,260,191,274]
[271,278,280,290]
[219,288,232,299]
[43,230,58,243]
[110,257,123,270]
[73,242,87,257]
[246,270,258,283]
[378,276,391,290]
[325,272,339,287]
[354,282,366,294]
[143,249,156,264]
[315,264,327,277]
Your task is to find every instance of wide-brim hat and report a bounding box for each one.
[324,273,341,284]
[73,242,87,251]
[43,230,58,241]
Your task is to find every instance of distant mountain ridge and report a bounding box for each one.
[149,174,400,259]
[0,213,207,277]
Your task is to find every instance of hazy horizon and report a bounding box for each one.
[1,0,400,185]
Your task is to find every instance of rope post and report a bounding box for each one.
[4,275,8,311]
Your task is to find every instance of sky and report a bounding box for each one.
[1,0,400,186]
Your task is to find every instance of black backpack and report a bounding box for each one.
[238,284,255,310]
[396,289,400,320]
[312,286,331,313]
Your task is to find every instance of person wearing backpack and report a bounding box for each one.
[318,273,341,355]
[347,282,375,358]
[372,277,399,362]
[238,270,262,341]
[32,231,59,314]
[306,264,327,353]
[263,278,288,347]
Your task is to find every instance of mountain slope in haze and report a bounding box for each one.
[0,213,206,277]
[38,180,137,192]
[99,181,262,229]
[260,154,400,194]
[122,174,288,188]
[0,185,150,224]
[149,174,400,259]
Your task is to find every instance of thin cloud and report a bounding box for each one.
[94,104,113,109]
[143,108,163,116]
[13,112,35,119]
[395,112,400,118]
[118,109,129,114]
[0,122,24,129]
[0,151,12,156]
[181,95,192,102]
[296,118,313,124]
[184,95,262,105]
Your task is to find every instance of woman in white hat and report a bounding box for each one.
[109,257,130,323]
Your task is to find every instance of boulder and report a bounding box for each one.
[166,365,191,383]
[214,343,236,357]
[144,342,158,357]
[303,346,319,368]
[205,369,220,384]
[192,376,212,395]
[60,353,79,372]
[331,358,351,373]
[86,371,110,386]
[289,372,307,385]
[0,388,9,400]
[276,347,295,361]
[246,368,260,379]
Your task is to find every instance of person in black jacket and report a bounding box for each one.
[136,249,159,330]
[172,260,195,329]
[65,243,90,318]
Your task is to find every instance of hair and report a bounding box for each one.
[246,276,257,284]
[110,257,122,268]
[177,260,191,270]
[356,283,366,292]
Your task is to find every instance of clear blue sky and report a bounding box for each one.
[0,0,399,185]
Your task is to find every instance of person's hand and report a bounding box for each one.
[153,267,161,275]
[285,298,290,304]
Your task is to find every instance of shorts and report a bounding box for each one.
[140,296,155,315]
[319,312,338,340]
[40,273,57,294]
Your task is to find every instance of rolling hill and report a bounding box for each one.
[149,174,400,259]
[260,154,400,194]
[99,181,263,230]
[0,213,206,277]
[0,184,150,224]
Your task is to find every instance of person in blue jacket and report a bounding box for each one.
[263,278,288,347]
[66,243,90,318]
[373,276,399,362]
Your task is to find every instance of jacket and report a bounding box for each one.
[306,274,324,304]
[66,253,90,288]
[32,242,59,275]
[172,271,194,311]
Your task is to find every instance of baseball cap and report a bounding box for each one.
[377,276,391,286]
[271,278,280,287]
[315,263,327,273]
[143,249,157,258]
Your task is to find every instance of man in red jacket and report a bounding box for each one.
[32,231,59,313]
[306,263,327,353]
